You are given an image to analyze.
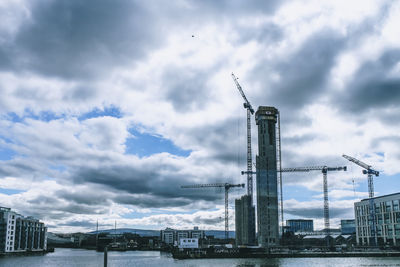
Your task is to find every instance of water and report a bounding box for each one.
[0,248,399,267]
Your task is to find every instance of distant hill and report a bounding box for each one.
[88,228,235,239]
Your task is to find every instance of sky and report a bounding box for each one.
[0,0,399,233]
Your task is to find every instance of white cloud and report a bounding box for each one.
[0,0,399,233]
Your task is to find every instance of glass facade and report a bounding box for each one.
[355,193,400,246]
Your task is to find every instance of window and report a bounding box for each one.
[394,200,399,211]
[388,225,393,236]
[395,224,400,236]
[386,201,392,212]
[377,214,383,224]
[385,213,390,224]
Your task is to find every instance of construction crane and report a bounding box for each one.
[231,73,254,203]
[342,154,379,246]
[181,183,245,240]
[280,165,347,241]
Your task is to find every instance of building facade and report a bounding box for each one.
[235,195,256,246]
[341,219,356,235]
[286,219,314,233]
[178,238,199,249]
[0,207,47,253]
[160,227,205,246]
[255,106,279,247]
[355,193,400,246]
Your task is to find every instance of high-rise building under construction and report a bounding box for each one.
[255,106,279,247]
[235,195,256,245]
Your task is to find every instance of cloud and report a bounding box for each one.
[1,0,166,80]
[336,49,400,115]
[0,0,399,233]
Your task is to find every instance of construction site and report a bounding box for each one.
[178,74,400,256]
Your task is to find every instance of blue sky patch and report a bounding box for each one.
[79,106,122,120]
[283,184,320,202]
[0,188,25,195]
[6,110,65,123]
[0,147,16,161]
[125,128,191,157]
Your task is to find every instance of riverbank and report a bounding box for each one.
[1,248,400,267]
[0,248,54,257]
[172,247,400,259]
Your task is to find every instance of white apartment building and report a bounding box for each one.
[355,193,400,246]
[160,227,205,246]
[0,207,47,253]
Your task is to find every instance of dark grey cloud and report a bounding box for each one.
[58,220,100,228]
[23,195,108,221]
[234,22,284,45]
[70,162,224,207]
[252,29,346,113]
[187,0,285,16]
[57,189,110,206]
[115,194,192,209]
[0,157,46,178]
[336,49,400,117]
[2,0,164,80]
[185,117,245,164]
[162,67,212,112]
[285,205,352,219]
[0,0,286,82]
[282,134,320,146]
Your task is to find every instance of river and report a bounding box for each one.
[1,248,400,267]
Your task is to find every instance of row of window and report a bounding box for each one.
[358,224,400,237]
[356,199,400,216]
[182,239,196,243]
[357,211,400,225]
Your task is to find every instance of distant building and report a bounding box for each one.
[340,219,356,235]
[160,228,175,245]
[355,192,400,246]
[294,228,341,236]
[160,227,205,246]
[286,219,314,233]
[235,195,256,246]
[0,207,47,253]
[178,238,199,249]
[255,106,280,247]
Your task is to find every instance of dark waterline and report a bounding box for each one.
[1,248,400,267]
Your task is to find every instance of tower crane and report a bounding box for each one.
[280,165,347,241]
[342,154,379,246]
[181,183,245,240]
[231,73,254,203]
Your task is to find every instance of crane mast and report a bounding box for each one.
[342,154,379,246]
[231,73,254,202]
[181,183,245,240]
[280,165,347,245]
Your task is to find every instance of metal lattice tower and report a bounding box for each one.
[276,111,283,236]
[322,168,330,233]
[342,154,379,246]
[231,73,254,202]
[280,165,347,245]
[181,183,245,240]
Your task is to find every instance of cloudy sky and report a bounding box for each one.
[0,0,399,233]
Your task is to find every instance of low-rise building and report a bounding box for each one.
[160,227,205,246]
[178,238,198,249]
[354,192,400,246]
[0,207,47,253]
[341,219,356,235]
[286,219,314,233]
